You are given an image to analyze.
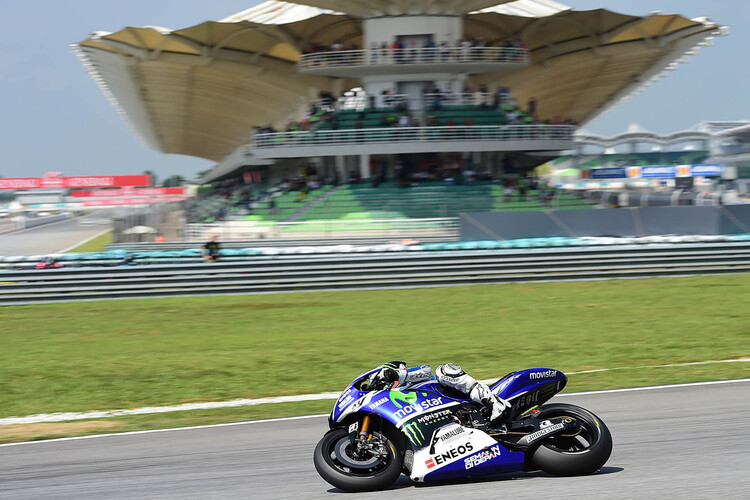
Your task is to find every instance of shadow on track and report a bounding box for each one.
[326,466,624,493]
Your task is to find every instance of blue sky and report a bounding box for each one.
[0,1,746,181]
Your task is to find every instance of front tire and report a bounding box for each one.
[530,403,613,476]
[313,428,404,492]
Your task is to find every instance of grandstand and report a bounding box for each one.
[73,1,725,233]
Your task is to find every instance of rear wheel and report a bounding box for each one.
[530,403,612,476]
[313,428,403,492]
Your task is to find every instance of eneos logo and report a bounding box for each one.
[425,442,474,469]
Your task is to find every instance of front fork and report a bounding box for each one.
[351,415,387,458]
[358,415,372,440]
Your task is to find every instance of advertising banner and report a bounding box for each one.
[81,197,187,207]
[0,172,152,190]
[71,187,185,197]
[590,168,626,179]
[641,166,676,178]
[690,165,724,177]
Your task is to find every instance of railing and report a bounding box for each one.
[3,243,750,305]
[252,125,575,150]
[298,46,529,71]
[184,217,460,241]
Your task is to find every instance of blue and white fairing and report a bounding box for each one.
[491,367,568,408]
[329,367,568,483]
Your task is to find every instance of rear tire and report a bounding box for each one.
[530,403,612,476]
[313,428,403,492]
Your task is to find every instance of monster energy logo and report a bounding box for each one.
[402,422,425,446]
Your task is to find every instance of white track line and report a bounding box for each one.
[1,378,749,448]
[1,358,748,426]
[58,228,111,253]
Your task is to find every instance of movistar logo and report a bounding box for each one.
[402,422,425,446]
[389,390,422,408]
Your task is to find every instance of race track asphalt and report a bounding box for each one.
[1,380,748,499]
[0,214,111,257]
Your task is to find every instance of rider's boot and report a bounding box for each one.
[435,363,511,428]
[480,393,511,429]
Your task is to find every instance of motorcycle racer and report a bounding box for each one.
[361,361,511,427]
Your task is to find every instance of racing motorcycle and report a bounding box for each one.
[314,367,612,492]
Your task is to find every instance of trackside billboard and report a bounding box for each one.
[590,165,725,180]
[0,172,152,190]
[70,187,185,197]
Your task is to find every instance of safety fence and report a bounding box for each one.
[2,242,749,305]
[252,124,575,150]
[179,217,458,241]
[298,46,528,71]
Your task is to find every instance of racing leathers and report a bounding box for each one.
[362,361,511,427]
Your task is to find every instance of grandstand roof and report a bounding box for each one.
[73,0,724,162]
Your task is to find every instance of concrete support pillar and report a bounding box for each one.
[335,156,346,184]
[496,152,506,176]
[359,154,371,179]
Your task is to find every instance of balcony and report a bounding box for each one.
[297,46,529,78]
[251,124,575,158]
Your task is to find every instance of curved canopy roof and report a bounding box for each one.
[73,0,724,162]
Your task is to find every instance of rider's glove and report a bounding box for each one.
[379,367,399,385]
[361,368,398,391]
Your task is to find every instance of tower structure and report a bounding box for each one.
[73,1,725,184]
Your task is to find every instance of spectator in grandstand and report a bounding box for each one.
[460,38,473,61]
[319,91,336,109]
[425,40,437,61]
[518,180,528,201]
[398,114,410,127]
[435,40,447,62]
[203,234,221,263]
[527,97,537,116]
[380,42,389,63]
[369,41,379,63]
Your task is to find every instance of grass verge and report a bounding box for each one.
[64,230,112,253]
[1,274,748,443]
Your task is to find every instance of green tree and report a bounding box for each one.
[162,175,185,187]
[142,170,158,187]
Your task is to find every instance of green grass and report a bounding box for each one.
[0,274,748,442]
[64,230,112,253]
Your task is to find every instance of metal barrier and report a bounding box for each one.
[252,125,575,150]
[298,46,528,71]
[2,242,749,305]
[183,217,460,241]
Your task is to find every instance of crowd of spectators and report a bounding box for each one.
[252,78,577,147]
[362,156,558,204]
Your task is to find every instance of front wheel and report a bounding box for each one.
[530,403,613,476]
[313,428,404,492]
